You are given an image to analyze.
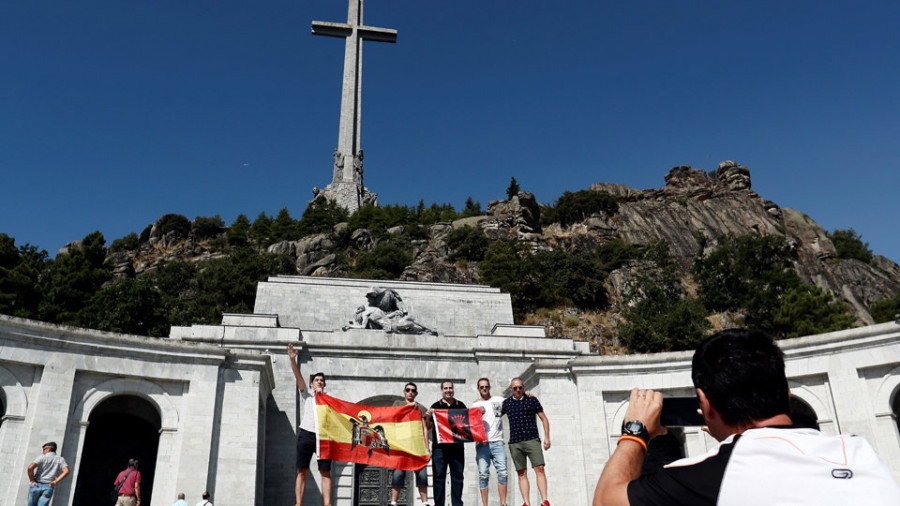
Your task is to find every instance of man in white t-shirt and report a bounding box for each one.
[288,343,332,506]
[472,378,509,506]
[194,490,212,506]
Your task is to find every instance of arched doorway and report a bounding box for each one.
[892,386,900,437]
[72,395,161,506]
[790,397,819,430]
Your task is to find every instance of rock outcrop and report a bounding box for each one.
[97,161,900,329]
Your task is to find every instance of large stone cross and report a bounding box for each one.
[312,0,396,212]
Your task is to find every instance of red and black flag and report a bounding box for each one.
[433,408,487,444]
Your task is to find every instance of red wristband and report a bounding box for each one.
[618,434,648,453]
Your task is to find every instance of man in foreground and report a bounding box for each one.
[425,381,467,506]
[472,377,509,506]
[288,342,332,506]
[503,377,550,506]
[593,328,900,505]
[25,441,70,506]
[390,382,431,506]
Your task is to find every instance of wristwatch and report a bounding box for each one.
[622,419,650,446]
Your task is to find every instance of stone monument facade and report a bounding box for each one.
[1,276,899,505]
[311,0,394,213]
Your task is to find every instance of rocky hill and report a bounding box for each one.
[89,161,900,350]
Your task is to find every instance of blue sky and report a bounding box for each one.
[2,1,899,263]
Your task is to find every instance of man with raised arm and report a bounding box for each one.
[288,342,333,506]
[593,328,900,506]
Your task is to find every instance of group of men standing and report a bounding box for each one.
[288,343,553,506]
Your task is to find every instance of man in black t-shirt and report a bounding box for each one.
[593,329,900,506]
[425,380,466,506]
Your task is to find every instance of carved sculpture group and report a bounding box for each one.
[342,287,437,335]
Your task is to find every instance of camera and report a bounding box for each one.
[659,397,704,426]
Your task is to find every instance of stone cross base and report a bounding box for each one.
[313,182,378,214]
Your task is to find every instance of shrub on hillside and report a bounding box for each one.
[250,212,274,246]
[693,233,855,337]
[353,243,413,279]
[541,190,618,227]
[158,214,191,238]
[297,198,349,237]
[771,286,856,338]
[0,234,47,319]
[446,226,489,262]
[109,233,139,253]
[618,246,709,353]
[827,228,873,263]
[871,294,900,323]
[227,214,251,247]
[192,215,226,239]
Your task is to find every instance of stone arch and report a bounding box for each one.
[73,394,162,506]
[357,394,402,407]
[873,364,900,437]
[73,377,178,430]
[789,396,819,429]
[610,397,630,436]
[0,365,27,419]
[873,364,900,417]
[787,382,833,432]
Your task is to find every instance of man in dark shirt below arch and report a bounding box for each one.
[425,380,467,506]
[502,377,551,506]
[593,328,900,506]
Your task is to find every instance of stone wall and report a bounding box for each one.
[0,316,273,506]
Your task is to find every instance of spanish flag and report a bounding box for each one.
[316,393,429,470]
[433,408,487,444]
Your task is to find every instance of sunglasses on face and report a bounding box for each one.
[405,388,417,393]
[478,385,490,390]
[511,386,524,390]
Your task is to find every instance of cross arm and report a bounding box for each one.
[311,21,397,43]
[357,26,397,43]
[312,21,353,38]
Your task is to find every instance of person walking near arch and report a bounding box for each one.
[113,458,142,506]
[26,441,70,506]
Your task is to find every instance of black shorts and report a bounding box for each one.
[297,429,332,471]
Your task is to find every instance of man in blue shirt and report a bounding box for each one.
[502,378,551,506]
